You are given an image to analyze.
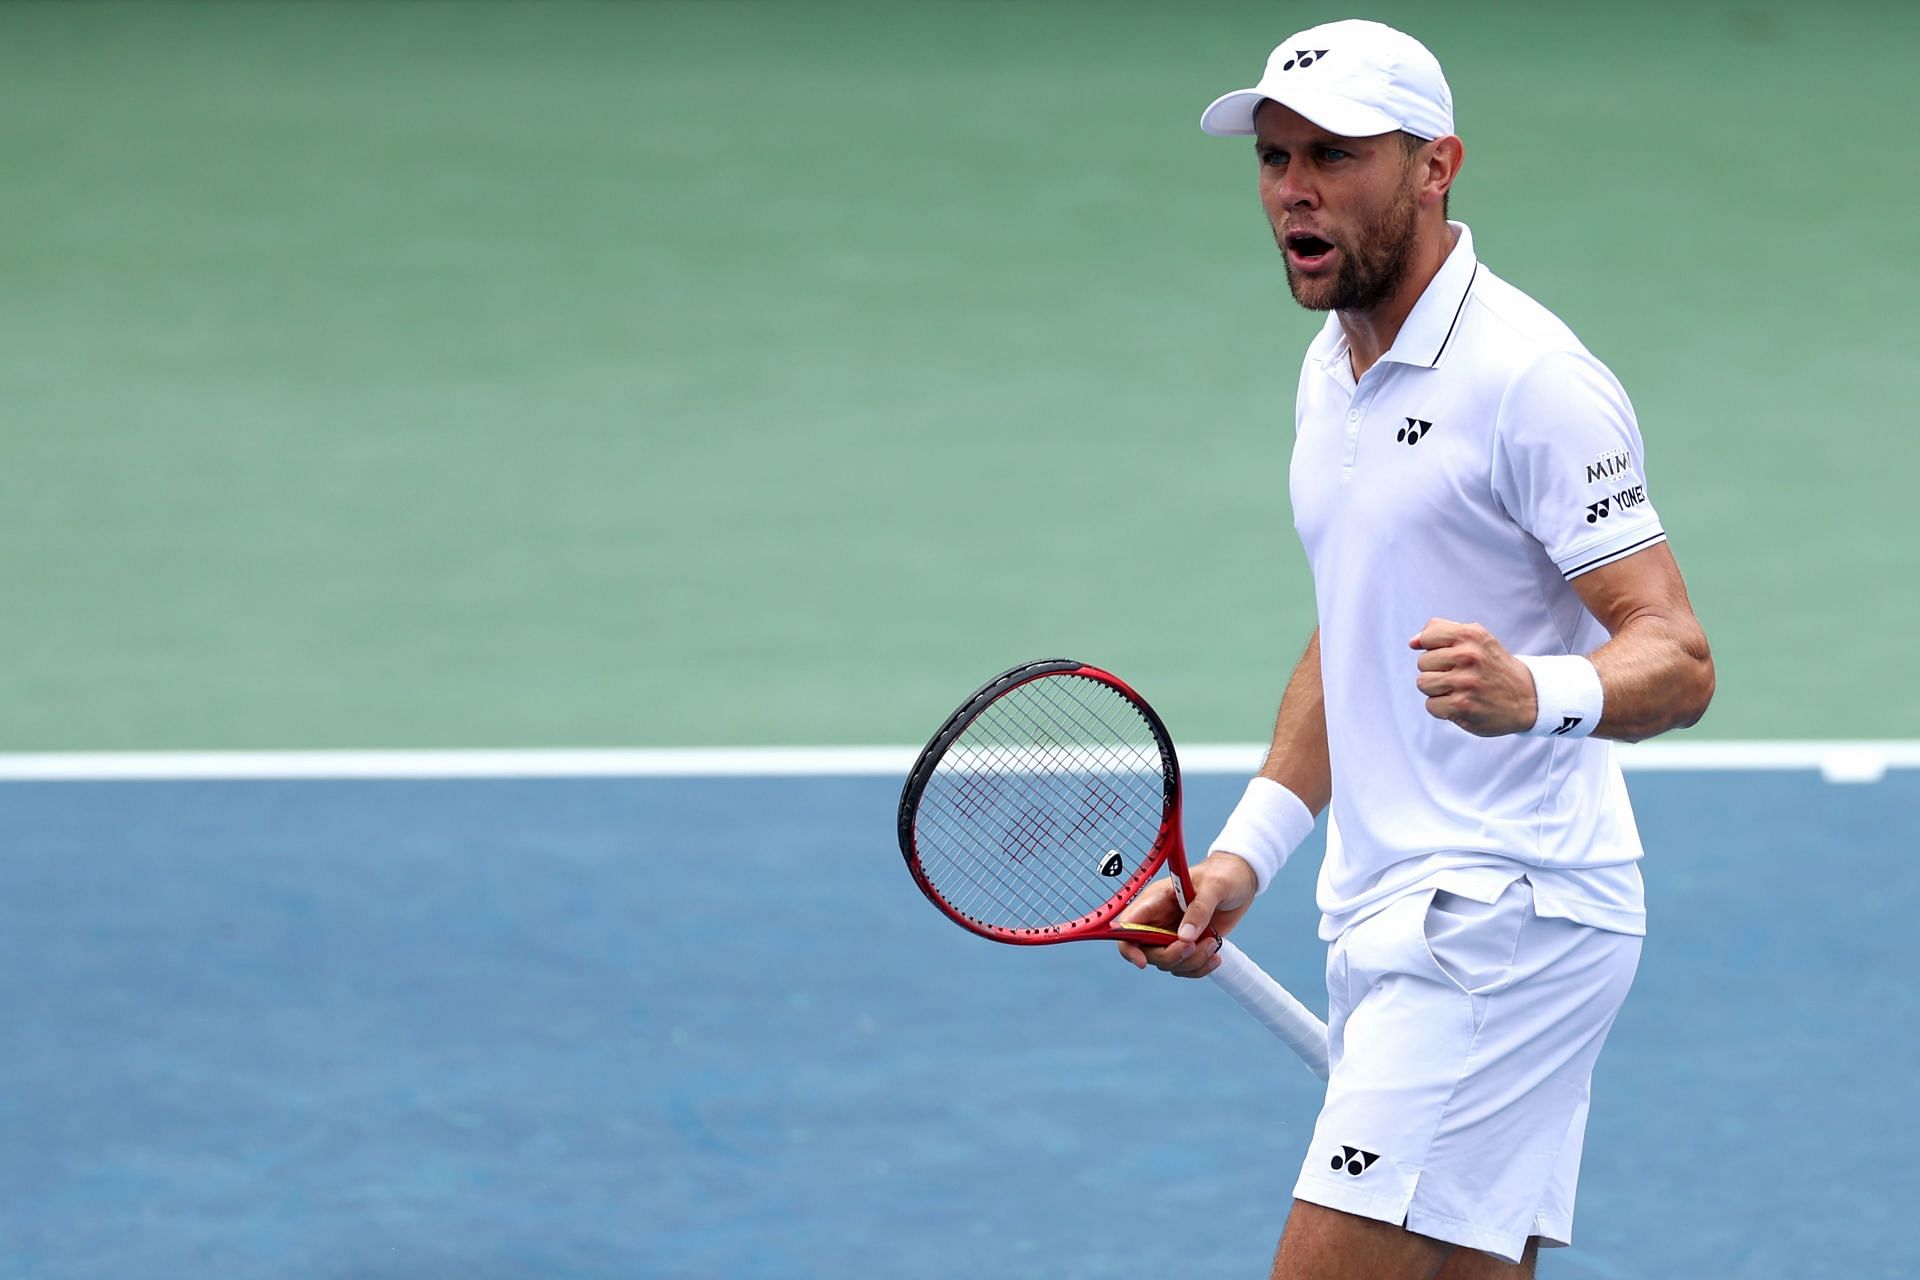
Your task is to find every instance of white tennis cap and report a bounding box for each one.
[1199,19,1454,141]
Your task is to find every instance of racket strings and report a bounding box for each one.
[918,785,1102,929]
[983,687,1144,855]
[916,707,1113,924]
[915,801,1082,927]
[928,690,1162,926]
[958,678,1164,817]
[913,674,1170,931]
[927,686,1154,917]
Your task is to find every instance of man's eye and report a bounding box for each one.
[1260,150,1287,167]
[1321,148,1349,162]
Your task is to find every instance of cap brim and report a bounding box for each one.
[1199,86,1401,139]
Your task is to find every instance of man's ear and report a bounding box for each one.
[1427,134,1465,206]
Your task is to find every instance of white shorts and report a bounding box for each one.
[1292,878,1641,1263]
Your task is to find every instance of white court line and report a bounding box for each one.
[0,741,1917,783]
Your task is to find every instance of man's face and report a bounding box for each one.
[1253,101,1424,313]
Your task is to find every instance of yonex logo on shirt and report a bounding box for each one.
[1587,485,1648,523]
[1281,48,1329,70]
[1397,418,1434,445]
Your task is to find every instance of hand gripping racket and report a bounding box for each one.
[897,659,1330,1079]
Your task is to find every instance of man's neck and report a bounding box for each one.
[1339,221,1460,380]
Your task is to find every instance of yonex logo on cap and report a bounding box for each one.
[1200,20,1453,140]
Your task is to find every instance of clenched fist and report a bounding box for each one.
[1408,618,1538,737]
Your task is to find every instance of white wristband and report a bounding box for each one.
[1209,777,1316,896]
[1516,654,1604,739]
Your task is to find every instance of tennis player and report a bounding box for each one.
[1116,19,1714,1279]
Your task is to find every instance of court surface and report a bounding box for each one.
[8,1,1920,751]
[4,766,1914,1278]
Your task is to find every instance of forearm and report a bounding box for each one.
[1256,630,1332,813]
[1590,611,1715,742]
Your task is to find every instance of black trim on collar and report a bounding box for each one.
[1425,264,1480,369]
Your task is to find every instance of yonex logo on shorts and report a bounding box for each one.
[1397,418,1434,445]
[1280,48,1329,70]
[1332,1145,1380,1175]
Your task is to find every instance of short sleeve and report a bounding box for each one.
[1491,349,1667,580]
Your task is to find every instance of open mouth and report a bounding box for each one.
[1285,231,1338,268]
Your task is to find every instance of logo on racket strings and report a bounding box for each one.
[1099,851,1124,877]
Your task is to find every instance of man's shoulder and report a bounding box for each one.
[1456,265,1598,373]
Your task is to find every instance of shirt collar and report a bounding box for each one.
[1308,220,1481,374]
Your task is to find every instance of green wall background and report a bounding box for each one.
[3,1,1915,749]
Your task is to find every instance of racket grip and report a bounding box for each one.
[1209,941,1331,1081]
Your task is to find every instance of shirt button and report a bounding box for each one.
[1347,411,1360,423]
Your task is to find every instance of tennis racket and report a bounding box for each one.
[897,658,1329,1079]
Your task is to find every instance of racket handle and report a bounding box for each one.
[1210,941,1331,1081]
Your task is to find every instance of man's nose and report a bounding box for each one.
[1271,168,1317,209]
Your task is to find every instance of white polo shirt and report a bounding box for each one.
[1290,222,1664,941]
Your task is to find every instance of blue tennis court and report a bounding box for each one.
[2,767,1913,1277]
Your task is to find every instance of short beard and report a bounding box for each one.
[1277,182,1421,314]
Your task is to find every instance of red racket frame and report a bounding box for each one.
[897,659,1198,948]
